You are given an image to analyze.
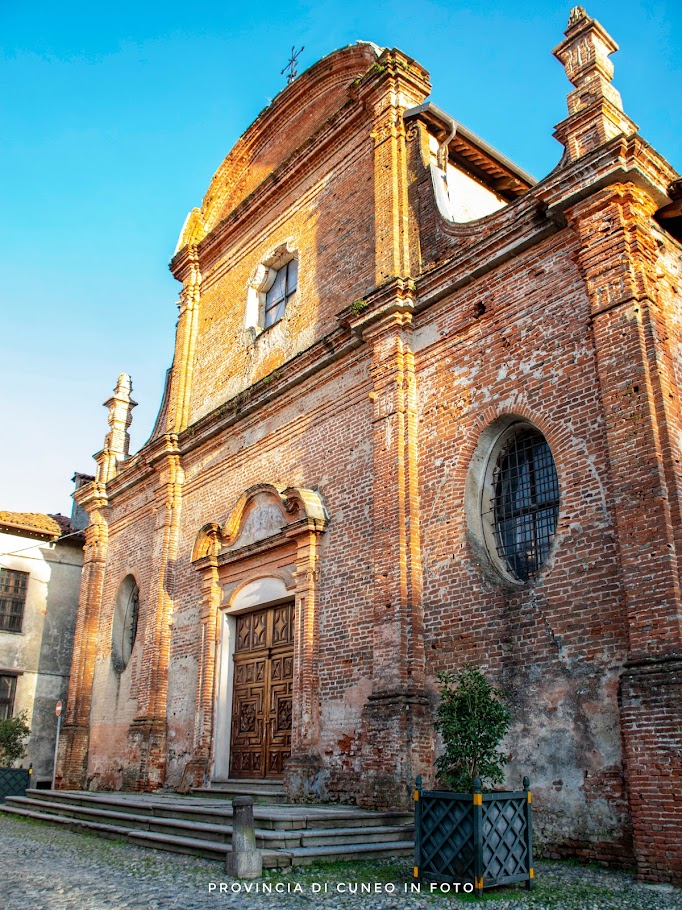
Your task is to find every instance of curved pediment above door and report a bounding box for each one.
[191,484,328,565]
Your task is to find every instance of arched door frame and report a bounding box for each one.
[214,576,295,780]
[190,484,328,788]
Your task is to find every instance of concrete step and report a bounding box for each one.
[0,804,140,841]
[23,789,235,825]
[126,830,288,868]
[297,825,414,848]
[123,829,413,866]
[286,841,415,866]
[4,796,234,844]
[0,805,286,869]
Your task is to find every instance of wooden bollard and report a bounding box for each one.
[226,796,262,879]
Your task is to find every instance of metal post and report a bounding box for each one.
[473,777,484,895]
[51,701,63,790]
[413,775,422,880]
[523,776,534,890]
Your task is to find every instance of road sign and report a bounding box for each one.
[55,700,63,717]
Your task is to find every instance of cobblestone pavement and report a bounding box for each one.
[1,815,680,910]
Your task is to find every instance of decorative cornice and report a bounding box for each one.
[418,131,678,313]
[171,44,382,276]
[174,100,370,280]
[538,134,677,214]
[348,46,431,111]
[336,277,417,336]
[73,479,108,512]
[177,326,361,456]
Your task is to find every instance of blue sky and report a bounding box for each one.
[1,0,680,516]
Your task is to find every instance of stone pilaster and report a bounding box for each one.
[567,182,682,884]
[127,436,185,790]
[180,533,222,791]
[57,482,109,789]
[358,300,430,810]
[167,244,201,433]
[351,48,429,285]
[567,183,682,658]
[286,527,325,799]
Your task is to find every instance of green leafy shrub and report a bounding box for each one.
[434,665,511,792]
[0,711,30,766]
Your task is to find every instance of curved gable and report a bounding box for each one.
[177,42,381,249]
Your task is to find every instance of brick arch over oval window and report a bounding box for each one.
[187,484,328,796]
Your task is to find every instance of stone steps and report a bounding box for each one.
[12,788,411,831]
[192,780,287,804]
[0,804,286,869]
[0,789,414,867]
[3,795,412,849]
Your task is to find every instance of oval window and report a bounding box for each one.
[466,418,560,585]
[489,425,560,581]
[111,575,140,672]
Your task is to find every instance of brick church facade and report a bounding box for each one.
[59,9,682,883]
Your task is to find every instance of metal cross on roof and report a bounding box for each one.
[281,46,304,84]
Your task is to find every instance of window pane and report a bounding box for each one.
[0,675,17,720]
[263,261,297,329]
[286,259,298,295]
[492,428,559,581]
[264,298,287,328]
[0,569,28,632]
[266,267,286,307]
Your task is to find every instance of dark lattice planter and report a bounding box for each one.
[414,775,534,896]
[0,767,31,802]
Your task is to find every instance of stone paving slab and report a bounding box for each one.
[1,813,681,910]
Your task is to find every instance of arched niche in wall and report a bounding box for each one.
[111,574,140,673]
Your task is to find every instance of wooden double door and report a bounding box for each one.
[229,602,294,779]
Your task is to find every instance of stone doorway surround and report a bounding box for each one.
[219,598,295,781]
[188,484,328,797]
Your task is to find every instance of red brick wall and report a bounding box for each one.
[187,132,377,423]
[165,353,376,789]
[620,658,682,882]
[412,229,632,858]
[65,37,682,885]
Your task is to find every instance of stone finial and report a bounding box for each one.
[95,373,137,483]
[553,8,638,161]
[568,6,586,27]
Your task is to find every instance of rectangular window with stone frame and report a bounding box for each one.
[0,673,18,720]
[0,568,29,633]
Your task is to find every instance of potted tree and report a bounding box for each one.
[414,665,534,895]
[0,711,31,802]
